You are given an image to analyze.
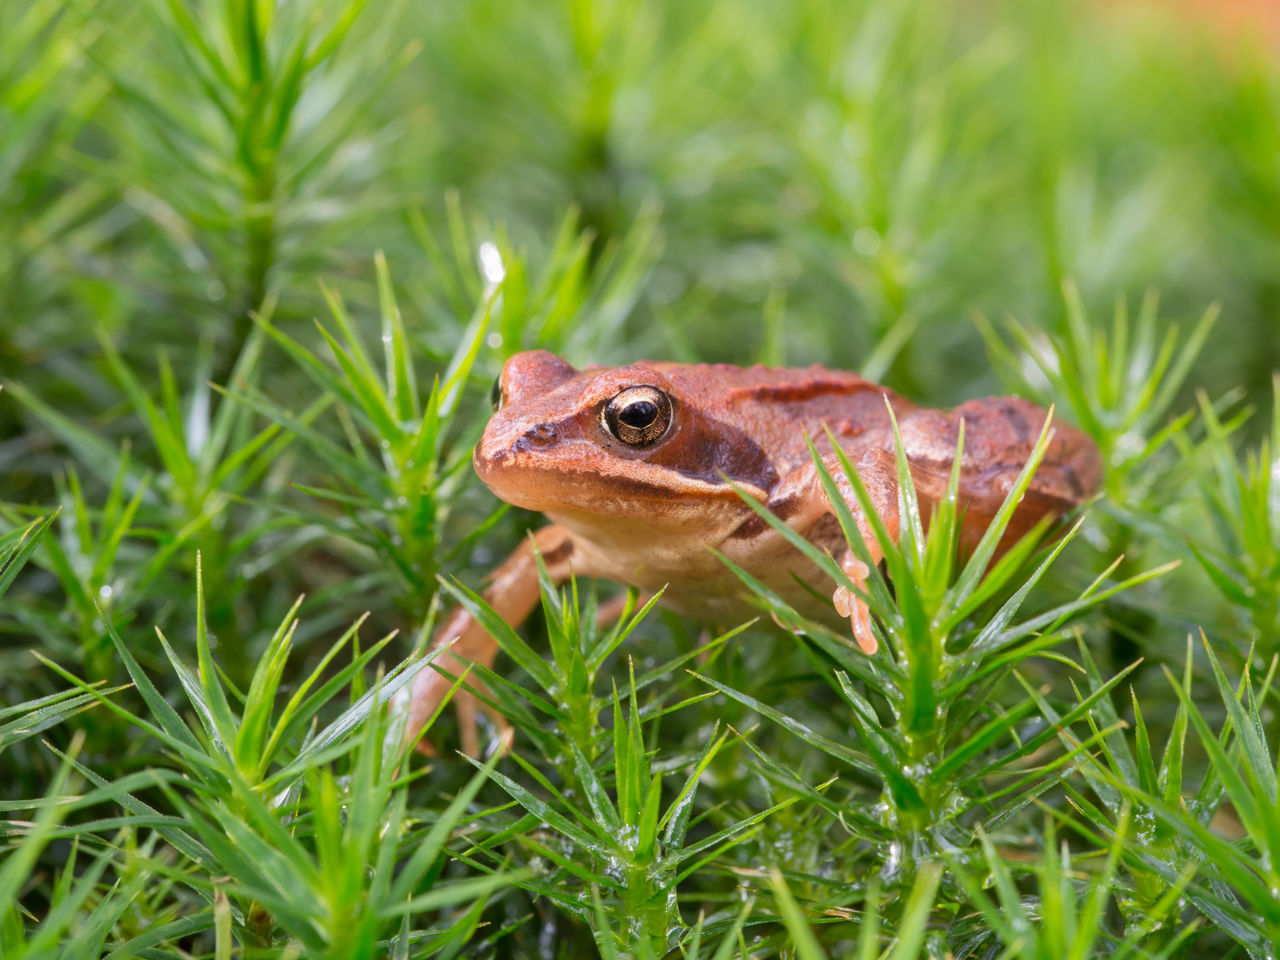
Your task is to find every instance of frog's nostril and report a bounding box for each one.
[512,423,558,452]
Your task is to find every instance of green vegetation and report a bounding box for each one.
[4,0,1280,955]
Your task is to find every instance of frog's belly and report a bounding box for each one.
[570,535,843,630]
[656,565,843,629]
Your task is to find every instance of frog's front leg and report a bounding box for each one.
[408,524,578,756]
[767,446,901,655]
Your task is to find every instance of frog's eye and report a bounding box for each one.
[601,386,673,448]
[490,375,504,411]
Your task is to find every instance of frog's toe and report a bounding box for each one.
[458,689,514,759]
[832,583,854,619]
[850,597,878,655]
[832,584,878,655]
[833,552,878,655]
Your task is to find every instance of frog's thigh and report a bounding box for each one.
[896,397,1100,536]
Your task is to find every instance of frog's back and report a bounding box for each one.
[652,361,912,475]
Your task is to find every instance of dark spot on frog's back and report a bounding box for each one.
[1007,403,1032,445]
[990,398,1032,446]
[1056,461,1085,499]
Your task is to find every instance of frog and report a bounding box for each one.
[406,349,1102,755]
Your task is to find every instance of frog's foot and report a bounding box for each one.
[445,681,514,758]
[832,553,878,655]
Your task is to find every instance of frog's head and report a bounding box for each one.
[475,350,774,529]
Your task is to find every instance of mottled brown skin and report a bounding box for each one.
[408,350,1102,754]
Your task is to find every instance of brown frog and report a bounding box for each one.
[408,350,1102,754]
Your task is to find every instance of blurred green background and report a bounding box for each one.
[4,0,1277,404]
[4,0,1280,955]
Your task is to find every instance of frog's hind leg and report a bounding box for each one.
[895,397,1103,550]
[765,399,1100,658]
[407,524,578,757]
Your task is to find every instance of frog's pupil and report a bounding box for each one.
[619,400,658,428]
[600,386,672,447]
[490,376,503,410]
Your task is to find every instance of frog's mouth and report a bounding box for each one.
[475,440,767,512]
[474,415,769,521]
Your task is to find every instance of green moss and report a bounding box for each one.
[2,0,1279,955]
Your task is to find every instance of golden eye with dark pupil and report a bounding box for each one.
[489,376,503,411]
[601,386,673,447]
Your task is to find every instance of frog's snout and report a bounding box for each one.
[474,407,566,495]
[503,422,561,456]
[477,416,560,462]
